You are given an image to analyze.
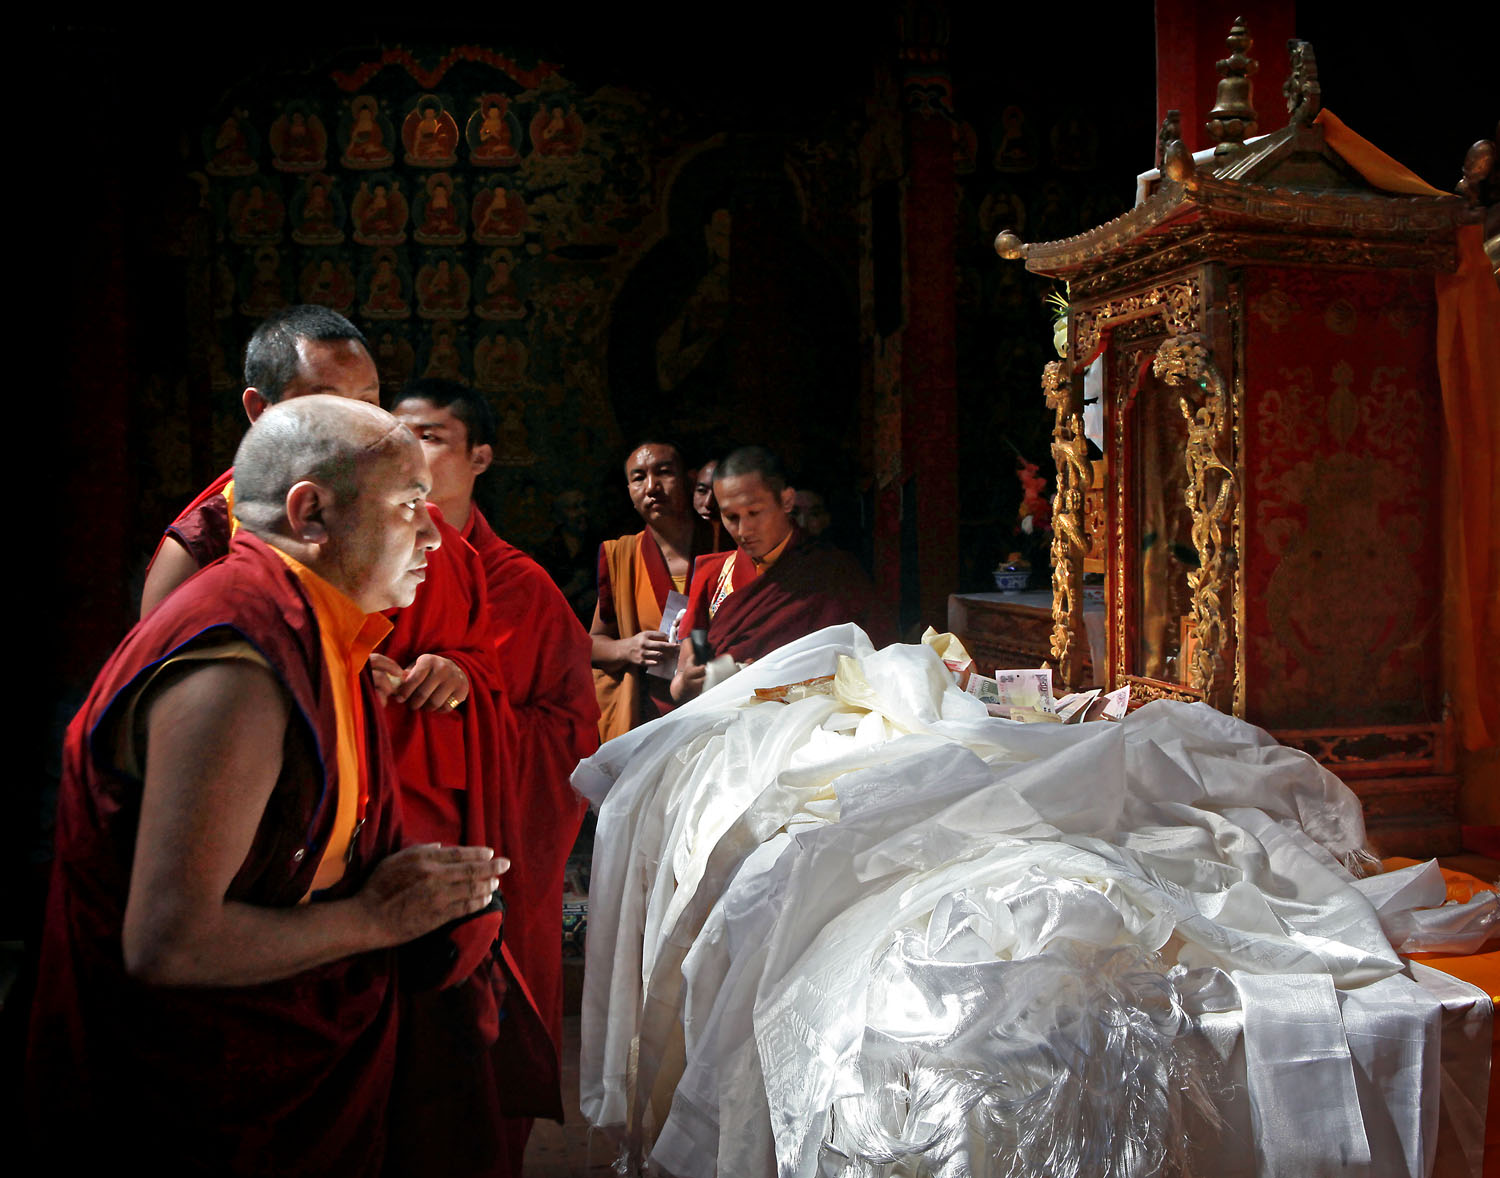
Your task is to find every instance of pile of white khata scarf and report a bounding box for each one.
[573,626,1496,1178]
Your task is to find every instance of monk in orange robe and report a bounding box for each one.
[591,440,715,739]
[392,379,600,1166]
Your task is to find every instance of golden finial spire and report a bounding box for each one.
[1206,17,1258,158]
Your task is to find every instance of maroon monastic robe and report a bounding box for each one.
[28,532,404,1177]
[683,527,887,662]
[150,484,557,1176]
[160,464,234,568]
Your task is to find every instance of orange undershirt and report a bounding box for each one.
[751,528,793,574]
[120,532,391,896]
[269,547,392,893]
[630,537,666,632]
[229,479,394,887]
[710,527,793,618]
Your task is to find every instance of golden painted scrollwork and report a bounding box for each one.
[1152,332,1238,710]
[1125,678,1202,707]
[1044,358,1090,687]
[1074,277,1201,363]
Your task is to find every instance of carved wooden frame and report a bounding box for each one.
[1056,268,1244,712]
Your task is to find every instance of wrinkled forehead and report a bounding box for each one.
[357,427,428,490]
[626,444,681,475]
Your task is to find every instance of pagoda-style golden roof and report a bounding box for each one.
[994,32,1480,295]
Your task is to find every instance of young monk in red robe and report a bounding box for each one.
[28,397,506,1177]
[393,379,600,1165]
[672,445,886,703]
[372,505,560,1178]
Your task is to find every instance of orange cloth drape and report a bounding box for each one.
[1383,856,1498,906]
[631,536,665,633]
[1317,109,1500,751]
[1314,110,1447,196]
[1434,228,1500,751]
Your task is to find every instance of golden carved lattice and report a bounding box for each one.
[1074,277,1201,363]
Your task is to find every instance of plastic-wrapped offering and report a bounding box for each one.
[827,939,1224,1178]
[754,675,838,704]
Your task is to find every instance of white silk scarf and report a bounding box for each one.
[575,629,1493,1178]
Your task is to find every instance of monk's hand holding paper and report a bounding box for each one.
[358,843,508,945]
[625,628,674,668]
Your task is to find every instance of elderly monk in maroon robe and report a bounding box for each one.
[393,378,600,1167]
[591,440,714,739]
[27,397,505,1177]
[136,309,549,1178]
[672,445,885,703]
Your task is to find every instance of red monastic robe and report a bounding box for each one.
[376,509,557,1178]
[379,509,509,986]
[464,507,598,1051]
[683,527,888,662]
[28,533,404,1177]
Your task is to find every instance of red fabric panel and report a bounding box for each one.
[1239,266,1444,729]
[161,466,235,568]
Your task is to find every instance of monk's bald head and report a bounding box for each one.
[234,395,416,535]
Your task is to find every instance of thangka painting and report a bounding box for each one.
[194,46,864,548]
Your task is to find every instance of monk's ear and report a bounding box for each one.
[286,480,333,543]
[469,442,493,477]
[780,485,796,514]
[242,387,271,424]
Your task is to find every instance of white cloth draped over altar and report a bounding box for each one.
[574,626,1494,1178]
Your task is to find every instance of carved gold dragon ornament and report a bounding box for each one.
[1043,358,1091,685]
[1151,333,1238,708]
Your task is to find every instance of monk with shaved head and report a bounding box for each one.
[28,396,505,1175]
[591,439,716,740]
[134,312,557,1177]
